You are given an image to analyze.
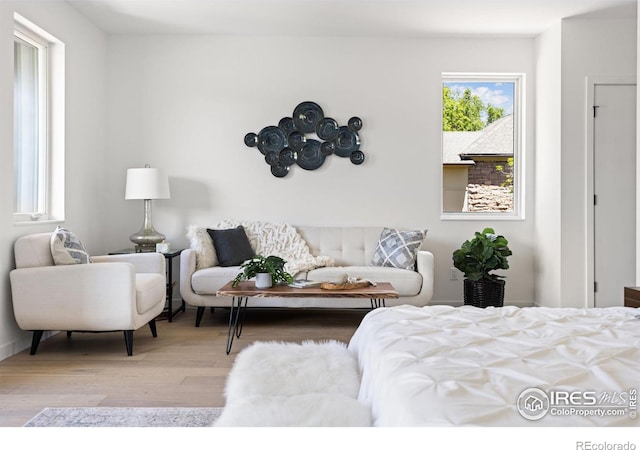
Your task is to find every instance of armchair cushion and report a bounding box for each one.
[91,253,165,274]
[50,227,91,265]
[135,273,168,314]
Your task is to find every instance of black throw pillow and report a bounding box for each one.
[206,226,255,267]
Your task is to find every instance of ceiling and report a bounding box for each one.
[66,0,637,37]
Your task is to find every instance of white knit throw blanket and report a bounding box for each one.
[190,220,334,276]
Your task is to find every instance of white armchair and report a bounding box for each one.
[9,233,166,356]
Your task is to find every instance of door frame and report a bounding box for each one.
[586,76,636,308]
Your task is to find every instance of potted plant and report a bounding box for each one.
[232,254,294,288]
[452,227,512,307]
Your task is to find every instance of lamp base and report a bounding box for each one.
[130,198,165,252]
[129,229,165,251]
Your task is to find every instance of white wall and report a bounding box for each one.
[0,1,107,359]
[534,14,636,309]
[104,35,537,306]
[559,17,637,307]
[534,23,563,307]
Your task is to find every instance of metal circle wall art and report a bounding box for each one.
[271,164,289,178]
[293,102,324,133]
[297,139,325,171]
[335,126,360,157]
[244,101,364,178]
[278,117,296,136]
[264,151,280,166]
[279,147,297,166]
[244,132,258,147]
[287,130,306,151]
[350,150,365,165]
[257,126,286,155]
[320,141,335,156]
[316,117,340,141]
[348,116,363,131]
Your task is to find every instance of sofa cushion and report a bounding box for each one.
[50,227,91,265]
[297,226,382,266]
[308,266,422,297]
[371,228,426,270]
[207,226,255,267]
[192,266,242,295]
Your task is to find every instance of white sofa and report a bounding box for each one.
[180,225,434,326]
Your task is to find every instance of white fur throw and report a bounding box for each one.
[216,340,371,427]
[224,340,361,401]
[188,220,334,276]
[215,393,372,427]
[186,225,217,270]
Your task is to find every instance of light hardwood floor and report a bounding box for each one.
[0,306,367,427]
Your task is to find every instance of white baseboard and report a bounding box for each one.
[0,330,57,362]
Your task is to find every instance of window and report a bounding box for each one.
[441,73,524,219]
[13,15,63,223]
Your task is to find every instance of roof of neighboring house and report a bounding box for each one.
[442,131,479,165]
[443,115,514,165]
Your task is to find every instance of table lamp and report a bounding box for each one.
[125,164,170,252]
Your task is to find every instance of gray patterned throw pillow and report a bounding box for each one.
[50,226,92,265]
[371,228,426,270]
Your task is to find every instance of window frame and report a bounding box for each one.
[13,14,64,224]
[440,72,525,221]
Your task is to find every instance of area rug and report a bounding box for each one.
[24,407,223,427]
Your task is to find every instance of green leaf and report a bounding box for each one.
[452,228,511,281]
[232,254,293,287]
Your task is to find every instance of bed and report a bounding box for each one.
[348,305,640,426]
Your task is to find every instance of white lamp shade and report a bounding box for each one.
[125,167,170,200]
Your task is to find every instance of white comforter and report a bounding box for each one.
[348,305,640,426]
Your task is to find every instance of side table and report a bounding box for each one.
[624,287,640,307]
[109,248,186,322]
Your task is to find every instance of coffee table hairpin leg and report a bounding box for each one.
[226,296,248,354]
[370,298,386,309]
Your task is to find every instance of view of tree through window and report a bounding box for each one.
[442,77,519,215]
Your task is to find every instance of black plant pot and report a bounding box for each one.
[463,279,505,308]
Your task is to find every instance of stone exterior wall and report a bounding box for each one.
[466,184,513,212]
[468,161,510,186]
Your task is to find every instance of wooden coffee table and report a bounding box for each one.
[216,281,398,354]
